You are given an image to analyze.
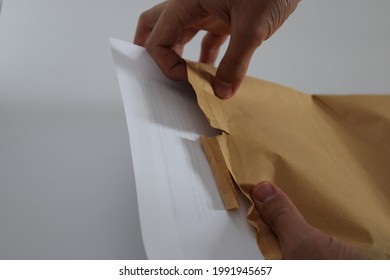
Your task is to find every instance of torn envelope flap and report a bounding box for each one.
[187,61,390,259]
[187,61,231,134]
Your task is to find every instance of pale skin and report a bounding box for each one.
[134,0,364,259]
[252,182,364,259]
[134,0,301,98]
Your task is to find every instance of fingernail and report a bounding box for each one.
[253,182,276,203]
[214,81,233,99]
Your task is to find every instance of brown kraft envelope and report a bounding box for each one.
[187,61,390,260]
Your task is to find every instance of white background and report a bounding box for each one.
[0,0,389,259]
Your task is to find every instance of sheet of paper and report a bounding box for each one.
[110,38,262,259]
[187,62,390,260]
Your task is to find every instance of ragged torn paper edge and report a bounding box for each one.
[186,62,238,210]
[187,61,284,259]
[186,60,390,260]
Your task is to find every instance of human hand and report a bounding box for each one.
[251,181,364,259]
[134,0,300,99]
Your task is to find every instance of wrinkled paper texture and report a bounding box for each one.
[187,62,390,260]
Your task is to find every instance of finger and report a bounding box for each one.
[213,22,263,99]
[251,182,311,246]
[134,2,167,46]
[199,32,228,65]
[145,1,197,81]
[325,235,365,260]
[173,28,199,57]
[252,182,364,260]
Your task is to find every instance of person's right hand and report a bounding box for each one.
[134,0,300,99]
[252,182,364,259]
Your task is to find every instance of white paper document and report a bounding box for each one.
[110,38,262,259]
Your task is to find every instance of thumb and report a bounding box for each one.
[214,37,255,99]
[214,25,261,99]
[252,182,310,246]
[252,182,364,259]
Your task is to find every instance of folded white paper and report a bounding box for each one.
[110,38,261,259]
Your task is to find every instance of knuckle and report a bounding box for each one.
[267,206,292,229]
[138,11,150,25]
[221,56,245,74]
[235,23,265,47]
[327,235,360,259]
[282,227,322,259]
[252,26,268,45]
[263,0,298,39]
[144,40,154,53]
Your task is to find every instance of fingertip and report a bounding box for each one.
[252,180,311,248]
[213,57,246,99]
[214,81,234,99]
[214,64,244,99]
[252,182,276,204]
